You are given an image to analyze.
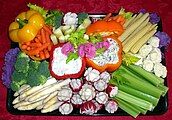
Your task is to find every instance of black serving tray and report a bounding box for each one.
[6,14,168,116]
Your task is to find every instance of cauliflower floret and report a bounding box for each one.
[142,59,154,72]
[147,36,160,48]
[63,12,78,26]
[139,44,153,58]
[153,63,167,78]
[147,48,162,63]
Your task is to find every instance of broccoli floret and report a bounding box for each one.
[14,52,30,73]
[29,60,40,70]
[11,71,27,86]
[38,61,50,78]
[27,70,47,87]
[10,81,20,91]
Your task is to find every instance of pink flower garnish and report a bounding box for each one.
[78,43,96,59]
[61,42,74,55]
[95,41,110,49]
[102,41,110,49]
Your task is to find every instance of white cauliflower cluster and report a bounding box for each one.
[134,36,167,78]
[63,12,78,27]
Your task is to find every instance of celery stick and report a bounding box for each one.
[115,97,140,118]
[118,85,159,106]
[116,90,153,110]
[158,84,168,97]
[127,64,164,85]
[116,71,163,98]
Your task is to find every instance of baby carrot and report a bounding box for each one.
[26,47,31,51]
[41,29,46,44]
[48,44,52,51]
[103,13,112,20]
[43,25,52,35]
[44,49,50,59]
[45,32,51,43]
[25,41,31,46]
[28,43,50,56]
[34,38,40,43]
[21,44,28,50]
[39,51,45,59]
[29,43,42,48]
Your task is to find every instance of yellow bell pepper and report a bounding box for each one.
[9,10,45,43]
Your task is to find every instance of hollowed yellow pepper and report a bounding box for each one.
[9,10,45,43]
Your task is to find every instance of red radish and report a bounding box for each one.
[92,100,103,112]
[69,79,83,92]
[59,102,73,115]
[80,101,97,115]
[105,100,118,113]
[71,94,83,108]
[95,92,108,104]
[94,79,108,91]
[57,87,72,101]
[79,84,96,101]
[106,85,118,97]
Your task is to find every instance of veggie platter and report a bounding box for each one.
[1,3,171,118]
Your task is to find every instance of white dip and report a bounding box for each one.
[91,38,119,66]
[52,47,82,76]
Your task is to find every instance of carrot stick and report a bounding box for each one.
[39,51,45,59]
[26,47,31,51]
[48,44,52,51]
[29,43,42,48]
[35,38,40,43]
[43,25,52,35]
[44,50,50,59]
[25,42,31,46]
[41,29,46,44]
[103,13,112,21]
[45,32,51,43]
[28,43,50,56]
[21,44,28,50]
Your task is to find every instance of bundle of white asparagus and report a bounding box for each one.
[12,77,71,113]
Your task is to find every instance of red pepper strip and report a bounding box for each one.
[86,35,123,73]
[49,43,86,80]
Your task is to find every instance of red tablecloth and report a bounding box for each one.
[0,0,172,120]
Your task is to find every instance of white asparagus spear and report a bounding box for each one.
[17,100,43,110]
[43,91,58,104]
[13,94,49,108]
[20,77,57,99]
[122,17,150,44]
[119,13,149,42]
[14,85,31,97]
[41,101,63,113]
[43,96,58,109]
[28,79,71,102]
[13,96,20,104]
[124,14,137,28]
[36,104,45,110]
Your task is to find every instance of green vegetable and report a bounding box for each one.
[89,35,103,44]
[27,69,47,87]
[10,81,20,91]
[29,60,40,70]
[122,53,140,66]
[115,90,153,111]
[115,97,140,118]
[45,10,63,28]
[11,71,27,85]
[118,8,133,19]
[14,52,30,73]
[127,64,164,86]
[27,3,47,18]
[66,52,79,64]
[96,48,106,56]
[68,29,87,48]
[38,61,50,78]
[78,13,88,25]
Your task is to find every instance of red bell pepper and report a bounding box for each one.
[49,43,86,80]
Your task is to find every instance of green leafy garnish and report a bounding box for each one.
[68,29,87,48]
[45,10,63,28]
[78,13,89,25]
[27,3,48,18]
[122,53,140,66]
[89,35,103,44]
[66,52,79,63]
[119,7,133,19]
[96,48,106,56]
